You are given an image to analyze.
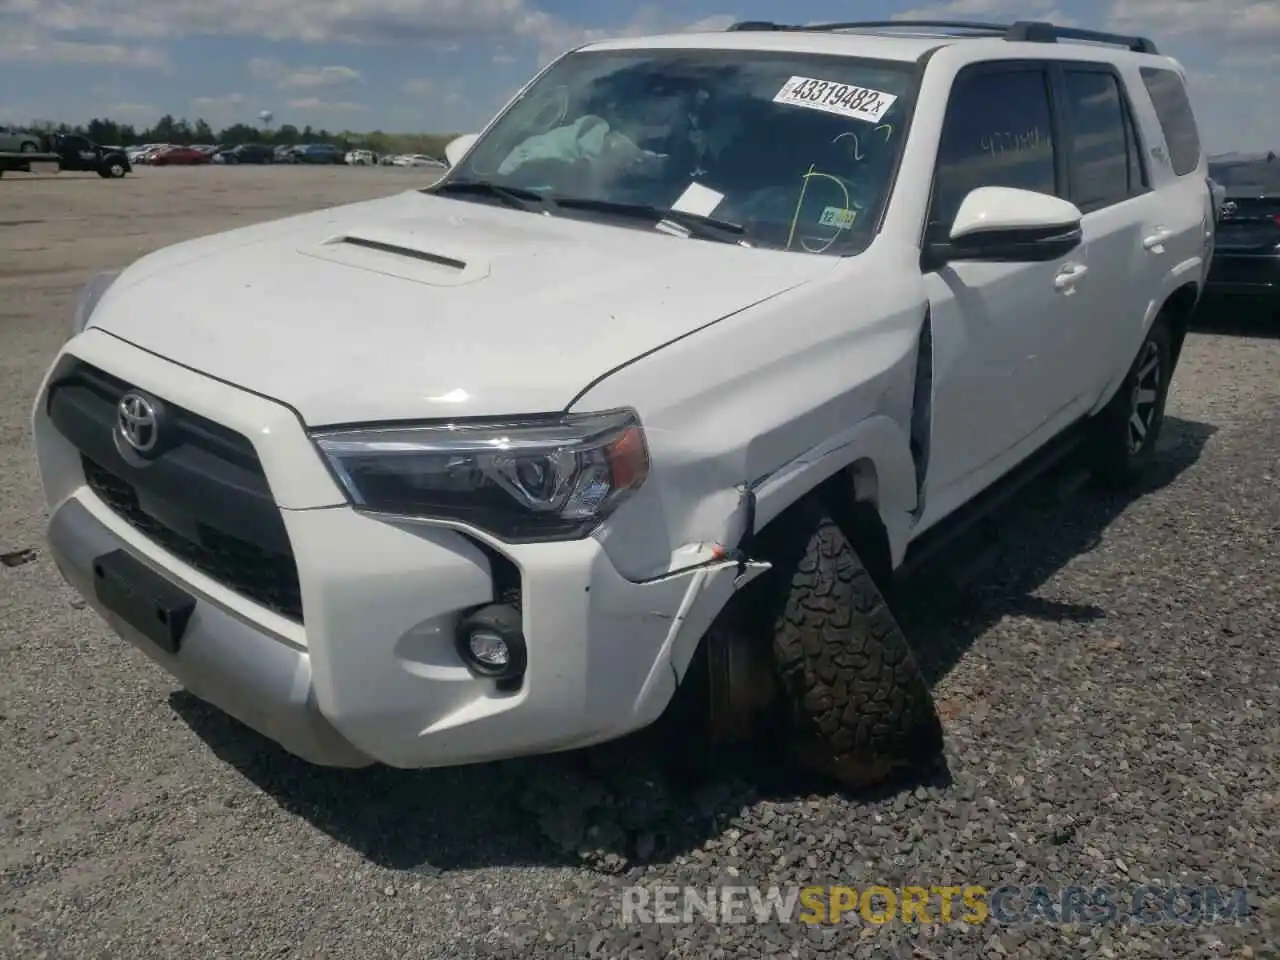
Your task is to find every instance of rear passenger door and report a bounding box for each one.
[1051,62,1161,403]
[1137,66,1215,292]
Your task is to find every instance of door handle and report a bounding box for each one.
[1053,263,1088,292]
[1143,227,1172,251]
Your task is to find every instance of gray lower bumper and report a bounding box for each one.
[48,498,372,768]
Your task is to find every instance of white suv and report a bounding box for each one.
[32,19,1214,785]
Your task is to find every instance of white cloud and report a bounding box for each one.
[891,0,1077,28]
[1108,0,1280,44]
[0,24,169,68]
[521,6,737,64]
[3,0,734,67]
[188,92,252,123]
[4,0,557,45]
[247,57,361,88]
[403,77,463,104]
[101,100,158,121]
[192,92,246,108]
[283,97,363,112]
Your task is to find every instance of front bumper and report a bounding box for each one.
[34,330,750,769]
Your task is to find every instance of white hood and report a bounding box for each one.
[89,190,835,425]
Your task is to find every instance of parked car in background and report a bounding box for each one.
[126,144,163,163]
[1203,153,1280,310]
[273,144,297,162]
[285,143,345,164]
[345,148,377,165]
[133,145,176,164]
[0,125,45,153]
[149,146,213,167]
[217,143,276,164]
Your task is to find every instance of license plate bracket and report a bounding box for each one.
[92,549,195,653]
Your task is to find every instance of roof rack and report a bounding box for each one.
[725,18,1160,54]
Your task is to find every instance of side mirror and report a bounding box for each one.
[925,186,1083,268]
[444,133,480,169]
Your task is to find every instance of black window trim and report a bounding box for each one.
[920,58,1065,264]
[1050,61,1151,215]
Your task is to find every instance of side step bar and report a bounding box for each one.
[895,421,1091,581]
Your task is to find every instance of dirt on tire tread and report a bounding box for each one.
[767,501,943,784]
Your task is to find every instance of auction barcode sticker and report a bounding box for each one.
[773,76,897,124]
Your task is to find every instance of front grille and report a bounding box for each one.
[83,457,303,621]
[46,359,305,623]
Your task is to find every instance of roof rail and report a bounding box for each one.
[725,19,1010,35]
[724,17,1160,54]
[1005,20,1159,54]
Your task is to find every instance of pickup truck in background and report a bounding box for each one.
[0,134,131,178]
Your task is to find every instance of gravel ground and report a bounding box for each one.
[2,166,1278,959]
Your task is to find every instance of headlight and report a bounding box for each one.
[311,409,649,541]
[70,269,121,338]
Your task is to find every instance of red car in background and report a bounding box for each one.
[148,146,211,166]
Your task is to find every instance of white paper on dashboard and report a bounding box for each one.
[669,181,725,217]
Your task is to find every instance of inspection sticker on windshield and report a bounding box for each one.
[819,206,857,230]
[773,76,897,123]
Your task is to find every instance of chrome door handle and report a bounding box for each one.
[1053,263,1089,292]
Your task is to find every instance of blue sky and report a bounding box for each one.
[1,0,1276,150]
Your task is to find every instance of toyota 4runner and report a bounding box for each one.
[32,18,1215,785]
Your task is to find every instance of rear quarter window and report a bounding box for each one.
[1139,67,1202,176]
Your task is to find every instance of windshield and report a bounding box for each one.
[440,48,918,255]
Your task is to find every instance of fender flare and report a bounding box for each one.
[749,413,918,568]
[1090,264,1203,416]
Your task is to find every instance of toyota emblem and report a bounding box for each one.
[117,391,160,454]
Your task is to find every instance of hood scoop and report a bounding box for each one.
[300,228,491,287]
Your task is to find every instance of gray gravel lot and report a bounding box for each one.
[2,166,1278,959]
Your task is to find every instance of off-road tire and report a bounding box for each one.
[1087,316,1173,488]
[106,162,126,178]
[19,141,39,153]
[764,500,943,788]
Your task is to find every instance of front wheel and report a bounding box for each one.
[105,162,126,178]
[764,500,944,787]
[19,141,39,153]
[1086,316,1173,487]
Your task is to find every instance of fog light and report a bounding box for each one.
[467,630,510,668]
[456,603,527,681]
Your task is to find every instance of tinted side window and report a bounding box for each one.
[930,67,1058,230]
[1140,67,1201,176]
[1062,70,1143,211]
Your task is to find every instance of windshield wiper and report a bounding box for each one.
[549,196,747,243]
[430,179,551,213]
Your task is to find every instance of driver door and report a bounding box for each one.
[919,62,1087,520]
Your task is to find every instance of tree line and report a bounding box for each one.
[23,115,456,159]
